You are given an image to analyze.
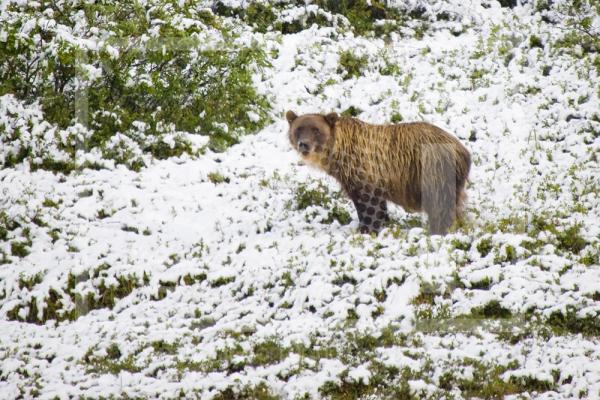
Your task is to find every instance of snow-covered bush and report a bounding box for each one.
[0,0,271,171]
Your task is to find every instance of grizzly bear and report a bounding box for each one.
[285,111,471,235]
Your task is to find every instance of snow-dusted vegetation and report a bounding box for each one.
[1,0,600,398]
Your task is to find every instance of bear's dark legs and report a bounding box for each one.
[427,206,455,235]
[348,184,389,233]
[423,180,458,235]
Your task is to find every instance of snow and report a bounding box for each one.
[1,0,600,399]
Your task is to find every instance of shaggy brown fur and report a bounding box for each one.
[286,110,471,235]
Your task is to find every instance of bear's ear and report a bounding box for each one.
[286,110,298,124]
[324,112,338,127]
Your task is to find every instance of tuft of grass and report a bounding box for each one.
[529,35,544,48]
[450,237,471,251]
[18,273,44,290]
[411,282,438,305]
[121,225,139,234]
[471,277,492,290]
[280,271,294,288]
[106,343,121,360]
[476,236,493,257]
[210,276,236,288]
[341,106,362,117]
[390,111,403,123]
[470,300,512,319]
[42,198,59,208]
[11,241,30,257]
[208,172,230,184]
[332,274,358,286]
[580,246,599,266]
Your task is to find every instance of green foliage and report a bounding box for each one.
[214,0,408,36]
[18,273,43,290]
[212,382,280,400]
[471,277,492,290]
[0,211,19,242]
[0,1,271,171]
[210,276,236,287]
[10,241,30,258]
[332,274,358,286]
[555,224,587,254]
[213,0,331,34]
[83,346,141,375]
[546,306,600,336]
[580,245,600,266]
[450,237,471,251]
[314,0,404,36]
[456,358,552,398]
[341,106,362,117]
[7,268,145,324]
[294,183,332,210]
[338,51,369,80]
[250,338,289,366]
[106,343,122,360]
[324,205,352,225]
[390,112,404,123]
[552,0,600,55]
[476,236,493,257]
[293,182,352,225]
[470,300,512,319]
[151,340,179,355]
[529,35,544,48]
[208,172,230,184]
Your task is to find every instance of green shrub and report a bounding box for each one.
[0,1,271,171]
[314,0,404,35]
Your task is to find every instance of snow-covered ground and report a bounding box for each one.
[1,1,600,399]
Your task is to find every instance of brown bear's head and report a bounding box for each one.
[285,110,338,164]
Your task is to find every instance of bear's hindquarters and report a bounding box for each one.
[420,143,469,235]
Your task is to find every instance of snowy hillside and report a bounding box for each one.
[1,0,600,399]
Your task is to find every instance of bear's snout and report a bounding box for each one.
[298,141,310,154]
